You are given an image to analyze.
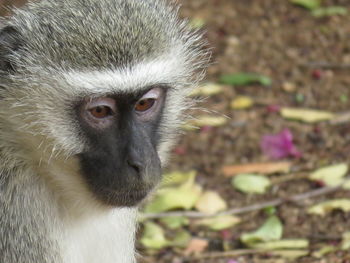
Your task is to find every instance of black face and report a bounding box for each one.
[76,87,166,207]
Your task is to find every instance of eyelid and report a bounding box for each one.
[140,88,162,100]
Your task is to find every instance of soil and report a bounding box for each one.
[141,0,350,262]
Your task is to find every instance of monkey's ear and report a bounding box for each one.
[0,25,22,73]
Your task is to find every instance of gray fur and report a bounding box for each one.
[0,0,208,262]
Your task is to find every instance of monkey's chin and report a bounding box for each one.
[97,187,154,207]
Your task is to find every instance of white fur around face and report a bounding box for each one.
[62,51,191,96]
[62,208,137,263]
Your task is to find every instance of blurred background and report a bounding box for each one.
[1,0,350,262]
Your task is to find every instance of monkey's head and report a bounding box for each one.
[0,0,207,208]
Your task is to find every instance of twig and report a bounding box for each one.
[192,248,268,259]
[302,62,350,69]
[141,182,345,220]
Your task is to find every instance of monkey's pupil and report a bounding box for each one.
[90,106,111,118]
[135,99,155,112]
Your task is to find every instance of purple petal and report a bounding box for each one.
[261,128,301,160]
[228,260,239,263]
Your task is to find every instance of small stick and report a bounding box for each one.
[141,183,345,220]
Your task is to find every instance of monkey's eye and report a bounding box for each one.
[82,97,116,127]
[134,88,163,115]
[89,106,113,118]
[135,98,156,112]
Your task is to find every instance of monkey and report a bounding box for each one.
[0,0,207,262]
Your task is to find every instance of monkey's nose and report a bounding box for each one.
[126,159,143,176]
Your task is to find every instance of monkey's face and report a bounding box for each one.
[75,87,165,207]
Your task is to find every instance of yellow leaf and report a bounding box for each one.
[308,199,350,216]
[269,250,309,259]
[231,96,254,110]
[195,191,227,214]
[309,163,348,186]
[159,216,189,229]
[185,115,227,129]
[196,215,241,231]
[190,83,224,96]
[251,239,309,249]
[341,232,350,250]
[281,107,335,123]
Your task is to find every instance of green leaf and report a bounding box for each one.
[161,170,196,187]
[232,174,271,194]
[160,216,189,229]
[144,174,202,213]
[312,6,348,17]
[220,73,272,86]
[290,0,321,10]
[308,199,350,216]
[170,229,192,248]
[196,215,241,231]
[251,239,309,249]
[140,222,169,250]
[309,163,348,186]
[241,216,283,246]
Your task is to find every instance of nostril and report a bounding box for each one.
[127,159,142,174]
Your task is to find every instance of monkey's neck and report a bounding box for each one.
[39,159,139,263]
[62,207,138,263]
[0,157,138,263]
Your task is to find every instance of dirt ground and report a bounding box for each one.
[142,0,350,262]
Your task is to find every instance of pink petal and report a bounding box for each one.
[261,128,301,160]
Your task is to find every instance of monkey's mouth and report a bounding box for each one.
[97,186,155,207]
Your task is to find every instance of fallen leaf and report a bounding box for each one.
[196,215,241,231]
[312,6,348,17]
[290,0,321,10]
[341,232,350,250]
[183,115,227,130]
[184,238,209,256]
[309,163,348,186]
[269,250,309,259]
[220,73,272,86]
[241,216,283,246]
[145,174,202,213]
[308,199,350,216]
[232,174,271,194]
[222,162,292,177]
[189,17,206,29]
[140,222,169,250]
[330,112,350,125]
[190,83,224,96]
[261,129,301,160]
[313,245,338,258]
[282,82,297,92]
[251,239,309,249]
[170,229,192,248]
[160,216,189,229]
[231,96,254,110]
[195,191,227,214]
[281,108,335,123]
[162,170,197,187]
